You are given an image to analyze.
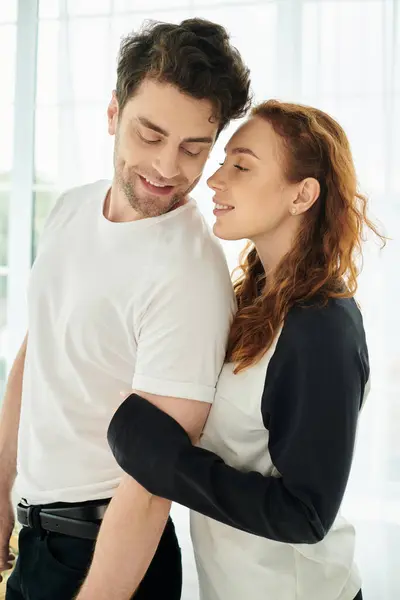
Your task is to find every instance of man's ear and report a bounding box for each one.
[107,90,119,136]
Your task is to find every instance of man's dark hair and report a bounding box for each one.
[116,18,251,132]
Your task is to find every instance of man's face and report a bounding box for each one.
[107,79,219,218]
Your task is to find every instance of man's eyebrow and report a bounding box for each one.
[137,117,213,144]
[138,116,168,136]
[183,136,214,144]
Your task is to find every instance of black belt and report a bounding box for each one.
[17,500,110,540]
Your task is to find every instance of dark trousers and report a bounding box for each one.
[6,516,182,600]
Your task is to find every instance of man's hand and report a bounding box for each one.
[76,391,211,600]
[0,333,28,583]
[0,494,15,583]
[75,476,171,600]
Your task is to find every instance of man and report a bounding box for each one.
[0,18,250,600]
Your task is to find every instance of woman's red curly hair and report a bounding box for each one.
[227,100,386,374]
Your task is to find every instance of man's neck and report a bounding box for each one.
[103,183,142,223]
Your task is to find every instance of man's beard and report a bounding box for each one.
[115,164,186,219]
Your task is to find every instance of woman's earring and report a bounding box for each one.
[290,207,297,215]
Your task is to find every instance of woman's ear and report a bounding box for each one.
[290,178,320,215]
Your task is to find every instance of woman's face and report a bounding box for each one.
[208,116,300,242]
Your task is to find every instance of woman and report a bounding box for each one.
[107,100,385,600]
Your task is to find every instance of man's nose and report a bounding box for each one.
[153,146,180,180]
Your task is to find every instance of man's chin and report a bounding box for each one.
[138,194,184,218]
[122,174,190,217]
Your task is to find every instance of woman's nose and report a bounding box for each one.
[207,169,227,192]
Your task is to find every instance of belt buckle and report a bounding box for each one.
[26,505,35,528]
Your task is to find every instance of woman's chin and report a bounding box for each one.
[213,222,244,241]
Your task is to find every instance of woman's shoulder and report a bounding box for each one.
[261,296,370,427]
[282,296,367,353]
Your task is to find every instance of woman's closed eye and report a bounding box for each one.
[219,161,249,172]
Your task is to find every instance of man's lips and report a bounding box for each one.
[139,175,175,196]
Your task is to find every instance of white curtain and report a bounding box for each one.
[15,0,400,598]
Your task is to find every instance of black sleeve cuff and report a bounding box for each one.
[107,393,191,497]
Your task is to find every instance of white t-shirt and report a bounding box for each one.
[16,179,235,505]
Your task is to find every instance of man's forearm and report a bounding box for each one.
[76,474,172,600]
[0,335,27,495]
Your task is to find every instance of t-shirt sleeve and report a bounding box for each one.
[34,192,68,256]
[132,256,235,403]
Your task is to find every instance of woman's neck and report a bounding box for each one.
[252,221,298,278]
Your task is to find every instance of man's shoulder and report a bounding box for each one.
[50,180,111,232]
[159,199,231,279]
[48,179,109,220]
[61,179,110,207]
